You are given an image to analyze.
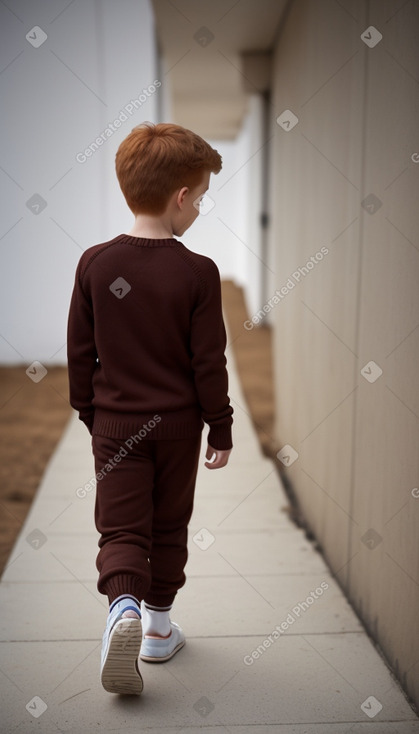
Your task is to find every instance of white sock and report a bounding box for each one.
[142,603,172,637]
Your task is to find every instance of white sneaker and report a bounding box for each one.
[140,602,185,663]
[100,598,143,694]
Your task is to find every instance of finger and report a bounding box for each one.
[204,455,218,468]
[205,459,221,469]
[205,454,227,469]
[205,450,216,464]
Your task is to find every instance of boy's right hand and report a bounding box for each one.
[204,444,232,469]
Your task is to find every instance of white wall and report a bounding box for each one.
[0,0,159,365]
[181,94,265,317]
[0,0,261,365]
[241,94,265,317]
[179,135,247,285]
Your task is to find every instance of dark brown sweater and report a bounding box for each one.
[67,234,233,450]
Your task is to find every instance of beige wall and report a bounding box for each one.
[268,0,419,707]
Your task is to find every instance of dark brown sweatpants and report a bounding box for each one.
[91,433,202,608]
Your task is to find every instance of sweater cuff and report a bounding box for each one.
[207,424,233,451]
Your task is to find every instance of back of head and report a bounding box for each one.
[115,122,222,216]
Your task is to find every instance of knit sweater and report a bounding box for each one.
[67,234,233,450]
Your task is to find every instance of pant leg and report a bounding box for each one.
[92,434,155,605]
[144,433,202,608]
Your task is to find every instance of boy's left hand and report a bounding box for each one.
[205,444,232,469]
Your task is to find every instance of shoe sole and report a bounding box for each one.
[101,617,143,694]
[140,638,185,663]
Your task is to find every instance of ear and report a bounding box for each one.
[176,186,189,209]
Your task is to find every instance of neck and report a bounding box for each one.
[126,213,173,239]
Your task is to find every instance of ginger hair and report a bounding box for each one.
[115,122,222,215]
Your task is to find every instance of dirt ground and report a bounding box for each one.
[0,280,277,576]
[221,279,277,457]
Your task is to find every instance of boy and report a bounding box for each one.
[67,122,233,695]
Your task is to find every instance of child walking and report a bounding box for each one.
[67,122,233,695]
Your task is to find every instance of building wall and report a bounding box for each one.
[0,0,159,364]
[181,94,265,317]
[0,0,258,365]
[268,0,419,707]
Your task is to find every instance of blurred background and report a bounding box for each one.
[1,0,418,709]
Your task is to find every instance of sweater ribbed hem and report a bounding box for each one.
[91,408,233,449]
[92,408,204,440]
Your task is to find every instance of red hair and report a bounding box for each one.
[115,122,222,215]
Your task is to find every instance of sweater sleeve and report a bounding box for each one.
[66,259,97,434]
[190,258,233,450]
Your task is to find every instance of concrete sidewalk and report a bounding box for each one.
[1,345,418,733]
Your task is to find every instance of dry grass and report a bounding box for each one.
[0,366,72,574]
[221,280,277,457]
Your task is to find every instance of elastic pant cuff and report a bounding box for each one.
[102,574,145,606]
[144,592,177,608]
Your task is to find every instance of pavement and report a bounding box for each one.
[1,343,419,734]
